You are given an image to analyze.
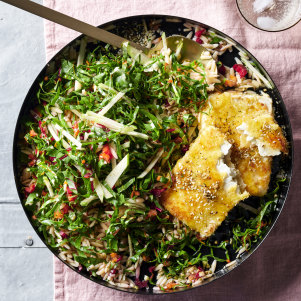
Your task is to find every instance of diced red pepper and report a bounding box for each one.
[72,121,80,138]
[28,159,37,167]
[25,183,36,194]
[195,28,206,38]
[110,253,122,263]
[147,209,157,219]
[99,144,113,163]
[196,37,203,45]
[54,211,64,219]
[30,129,38,137]
[66,186,77,202]
[61,203,71,215]
[38,121,47,138]
[233,64,248,78]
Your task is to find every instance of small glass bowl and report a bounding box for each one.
[236,0,301,32]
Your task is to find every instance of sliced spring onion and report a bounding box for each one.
[109,143,118,159]
[50,107,63,114]
[80,195,98,206]
[122,141,130,148]
[123,41,151,65]
[70,109,82,117]
[105,153,129,188]
[62,139,71,149]
[98,92,125,116]
[138,148,164,178]
[43,176,54,197]
[93,175,104,202]
[117,177,135,193]
[98,83,133,103]
[66,179,77,192]
[54,124,82,148]
[75,38,87,91]
[101,183,113,199]
[83,111,149,140]
[127,234,133,266]
[47,124,60,141]
[240,57,273,89]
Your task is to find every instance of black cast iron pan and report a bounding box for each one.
[13,14,293,295]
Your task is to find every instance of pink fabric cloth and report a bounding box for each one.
[43,1,301,300]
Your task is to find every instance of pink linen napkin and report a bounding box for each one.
[43,1,301,300]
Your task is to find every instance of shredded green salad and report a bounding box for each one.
[21,40,282,290]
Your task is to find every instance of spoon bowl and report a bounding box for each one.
[147,35,206,61]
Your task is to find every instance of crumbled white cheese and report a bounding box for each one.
[220,140,232,155]
[236,122,281,156]
[216,142,238,191]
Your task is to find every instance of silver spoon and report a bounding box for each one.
[1,0,206,62]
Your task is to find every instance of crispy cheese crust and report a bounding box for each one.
[201,91,288,154]
[160,126,249,239]
[200,91,287,196]
[230,146,272,196]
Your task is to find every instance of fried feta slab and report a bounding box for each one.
[199,91,287,196]
[160,126,249,239]
[200,91,287,155]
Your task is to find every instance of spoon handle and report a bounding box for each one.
[1,0,145,51]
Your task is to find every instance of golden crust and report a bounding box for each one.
[199,91,287,196]
[161,91,288,237]
[231,146,272,197]
[160,126,249,239]
[200,91,288,154]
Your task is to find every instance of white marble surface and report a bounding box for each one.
[0,1,53,300]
